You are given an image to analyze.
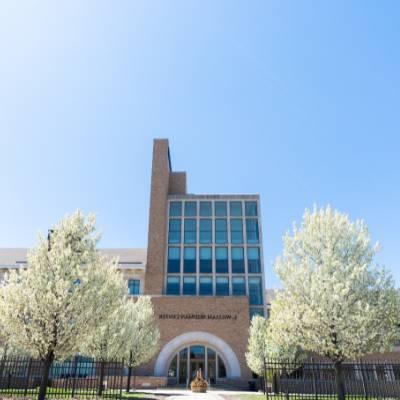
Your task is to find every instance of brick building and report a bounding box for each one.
[0,138,266,387]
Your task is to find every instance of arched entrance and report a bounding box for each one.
[154,331,241,384]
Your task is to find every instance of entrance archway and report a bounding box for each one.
[154,331,241,383]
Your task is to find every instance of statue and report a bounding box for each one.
[190,368,208,393]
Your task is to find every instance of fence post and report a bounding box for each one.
[359,360,368,400]
[24,358,32,396]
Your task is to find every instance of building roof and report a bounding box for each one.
[0,248,147,270]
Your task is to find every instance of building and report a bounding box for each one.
[0,138,266,387]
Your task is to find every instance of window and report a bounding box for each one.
[128,279,140,295]
[200,201,212,216]
[215,201,227,217]
[216,276,229,296]
[215,247,228,273]
[166,276,180,295]
[232,277,246,296]
[199,276,213,295]
[167,247,180,273]
[218,356,227,378]
[169,201,182,217]
[200,219,212,244]
[168,219,181,244]
[168,355,177,377]
[215,219,227,244]
[246,219,259,244]
[184,201,197,216]
[184,247,196,273]
[231,247,245,273]
[249,277,263,305]
[250,307,265,319]
[183,276,196,295]
[184,219,197,244]
[200,247,212,273]
[230,201,242,216]
[245,201,258,216]
[248,247,261,273]
[230,219,243,244]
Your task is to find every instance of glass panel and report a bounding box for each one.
[168,219,181,244]
[218,356,227,378]
[199,247,212,273]
[184,247,196,273]
[230,218,243,244]
[230,201,242,217]
[168,355,177,377]
[215,218,227,244]
[246,218,259,244]
[207,349,216,384]
[199,276,213,296]
[128,279,140,295]
[249,277,263,305]
[231,247,245,273]
[215,201,227,217]
[167,247,180,273]
[190,345,205,360]
[179,348,188,384]
[245,201,258,216]
[199,219,212,244]
[169,201,182,217]
[216,276,229,296]
[183,276,196,295]
[184,201,197,216]
[232,277,246,296]
[249,307,265,319]
[184,219,197,244]
[248,247,261,273]
[200,201,212,217]
[215,247,228,273]
[166,276,180,295]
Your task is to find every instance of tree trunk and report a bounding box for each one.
[97,360,105,396]
[334,361,345,400]
[38,352,54,400]
[126,366,132,393]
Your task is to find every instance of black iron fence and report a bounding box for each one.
[0,356,125,398]
[263,359,400,399]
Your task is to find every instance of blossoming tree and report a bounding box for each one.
[0,211,127,400]
[269,206,400,400]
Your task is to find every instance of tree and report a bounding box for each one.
[124,296,160,393]
[268,206,400,400]
[0,211,127,400]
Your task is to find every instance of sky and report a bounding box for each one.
[0,1,399,288]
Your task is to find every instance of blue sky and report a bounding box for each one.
[0,1,399,288]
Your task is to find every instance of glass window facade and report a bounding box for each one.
[168,219,181,244]
[167,247,180,273]
[128,279,140,295]
[216,276,229,296]
[183,276,196,295]
[215,219,228,244]
[231,247,245,273]
[245,201,258,216]
[199,276,213,295]
[166,276,180,295]
[230,218,243,244]
[215,247,228,273]
[215,201,227,217]
[199,219,212,244]
[200,201,212,216]
[184,219,197,244]
[199,247,212,273]
[247,247,261,273]
[184,247,196,273]
[230,201,242,216]
[249,277,263,305]
[169,201,182,217]
[184,201,197,216]
[249,307,264,319]
[246,218,259,244]
[232,276,246,296]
